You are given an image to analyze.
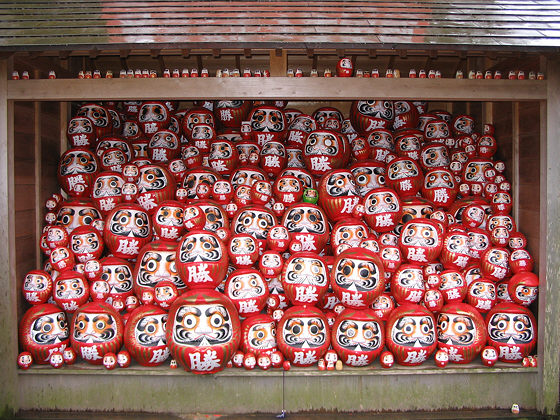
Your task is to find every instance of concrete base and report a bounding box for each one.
[17,363,537,414]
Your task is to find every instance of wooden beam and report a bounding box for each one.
[0,57,18,415]
[269,49,287,77]
[307,49,315,59]
[538,55,560,416]
[119,49,130,59]
[212,49,221,59]
[181,49,191,59]
[6,78,548,101]
[150,49,161,59]
[244,49,252,59]
[368,49,377,59]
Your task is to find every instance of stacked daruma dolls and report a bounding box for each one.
[18,99,537,372]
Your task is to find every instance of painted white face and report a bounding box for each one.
[336,319,382,351]
[446,233,470,254]
[55,277,86,299]
[356,101,394,120]
[388,159,419,181]
[101,262,133,294]
[73,312,119,344]
[487,312,534,344]
[333,258,380,291]
[284,207,327,234]
[30,312,69,345]
[247,322,277,350]
[440,272,464,290]
[60,150,98,176]
[134,314,168,347]
[233,210,275,240]
[305,132,340,156]
[396,267,424,289]
[172,304,233,347]
[250,108,285,132]
[391,315,435,348]
[401,223,439,248]
[437,313,476,346]
[285,257,328,286]
[227,273,266,299]
[178,233,222,263]
[469,281,496,300]
[282,316,327,348]
[324,171,359,197]
[24,274,49,292]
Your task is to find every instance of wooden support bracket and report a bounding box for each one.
[269,49,287,76]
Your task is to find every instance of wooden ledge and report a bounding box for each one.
[7,77,547,101]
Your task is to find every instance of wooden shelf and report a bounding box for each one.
[7,77,547,101]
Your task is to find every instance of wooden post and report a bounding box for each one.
[538,55,560,416]
[269,49,287,77]
[0,57,17,417]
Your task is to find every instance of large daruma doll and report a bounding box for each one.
[437,303,487,364]
[331,308,384,366]
[281,252,330,306]
[277,305,330,367]
[331,248,385,309]
[166,289,241,374]
[70,301,124,365]
[176,230,229,289]
[386,304,437,366]
[317,169,361,222]
[124,305,170,367]
[19,304,70,364]
[486,302,537,363]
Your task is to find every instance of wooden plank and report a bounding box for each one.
[537,55,560,415]
[269,49,287,77]
[0,58,17,416]
[6,78,548,101]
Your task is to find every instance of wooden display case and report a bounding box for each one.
[0,53,559,416]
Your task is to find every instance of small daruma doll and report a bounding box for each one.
[281,252,330,306]
[225,269,269,318]
[437,303,487,364]
[303,129,350,177]
[331,308,384,366]
[124,305,170,367]
[58,148,99,198]
[176,230,229,289]
[486,302,537,363]
[71,301,124,365]
[240,314,278,356]
[282,203,329,253]
[166,289,241,374]
[508,272,539,307]
[317,170,361,222]
[386,304,437,366]
[277,305,330,367]
[228,234,259,269]
[69,225,104,263]
[399,218,443,265]
[22,270,53,305]
[363,188,402,233]
[19,304,70,364]
[152,200,185,241]
[53,270,90,313]
[133,241,184,297]
[104,204,153,260]
[136,164,176,214]
[331,248,386,309]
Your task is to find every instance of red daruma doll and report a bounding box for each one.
[331,308,384,367]
[486,302,537,363]
[330,248,386,309]
[437,303,487,364]
[277,305,330,367]
[176,230,229,290]
[317,169,361,223]
[166,289,241,374]
[362,188,402,233]
[19,304,70,364]
[399,218,443,265]
[386,304,437,366]
[71,301,124,365]
[124,305,170,367]
[281,252,330,306]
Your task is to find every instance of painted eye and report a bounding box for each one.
[210,313,224,328]
[346,327,356,338]
[95,320,106,331]
[421,322,431,334]
[146,259,157,271]
[183,314,197,329]
[515,321,526,331]
[453,321,466,334]
[256,330,265,339]
[291,324,302,335]
[439,320,448,331]
[42,323,52,333]
[309,324,319,335]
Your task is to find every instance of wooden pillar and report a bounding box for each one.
[0,57,17,416]
[269,49,287,77]
[538,55,560,415]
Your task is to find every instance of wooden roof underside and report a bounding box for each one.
[1,0,560,55]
